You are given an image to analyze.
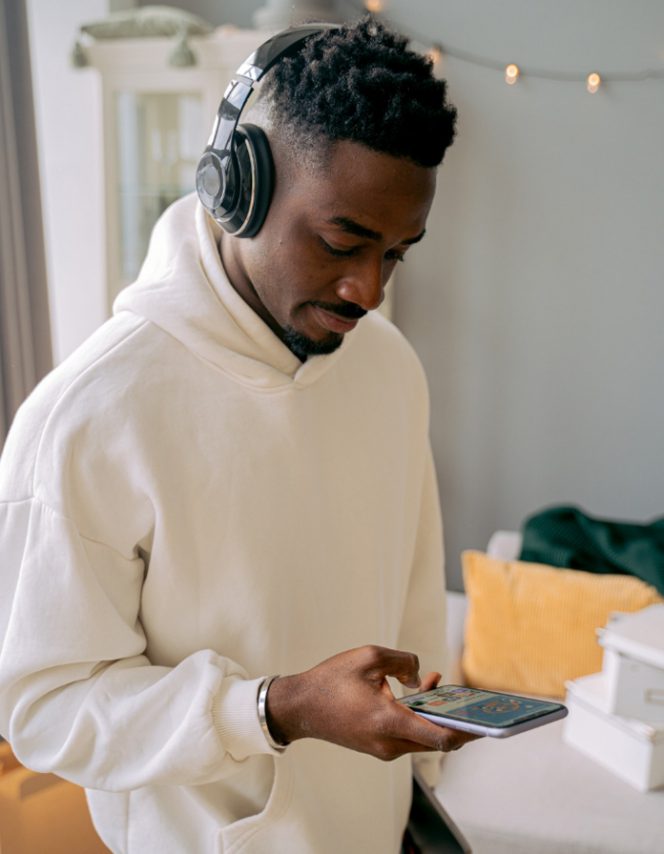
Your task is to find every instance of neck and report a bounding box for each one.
[217,233,288,345]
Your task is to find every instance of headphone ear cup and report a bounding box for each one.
[232,124,275,238]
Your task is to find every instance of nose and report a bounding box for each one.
[335,256,386,312]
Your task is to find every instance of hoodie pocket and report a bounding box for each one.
[218,754,294,853]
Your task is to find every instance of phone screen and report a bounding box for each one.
[404,685,563,728]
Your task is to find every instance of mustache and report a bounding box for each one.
[309,300,368,320]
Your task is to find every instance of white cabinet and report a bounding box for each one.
[86,28,267,309]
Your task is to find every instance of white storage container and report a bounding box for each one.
[598,604,664,722]
[564,673,664,792]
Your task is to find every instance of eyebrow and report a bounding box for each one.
[326,216,426,246]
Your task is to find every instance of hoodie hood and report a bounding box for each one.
[114,194,355,389]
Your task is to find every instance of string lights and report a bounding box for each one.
[504,64,520,86]
[360,0,664,94]
[426,43,443,67]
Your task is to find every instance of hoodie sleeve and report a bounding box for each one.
[0,496,278,793]
[0,374,280,793]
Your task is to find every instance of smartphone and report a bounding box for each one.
[398,684,568,738]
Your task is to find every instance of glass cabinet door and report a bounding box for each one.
[114,91,204,298]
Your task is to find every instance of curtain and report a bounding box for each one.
[0,0,52,448]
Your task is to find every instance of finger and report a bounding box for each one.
[394,672,421,690]
[387,651,421,689]
[362,646,421,690]
[419,671,442,692]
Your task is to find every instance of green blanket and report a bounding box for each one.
[520,506,664,596]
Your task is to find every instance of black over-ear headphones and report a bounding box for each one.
[196,23,338,238]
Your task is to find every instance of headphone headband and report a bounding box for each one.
[197,24,339,236]
[236,24,338,83]
[207,24,336,159]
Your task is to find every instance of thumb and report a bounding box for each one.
[419,671,442,692]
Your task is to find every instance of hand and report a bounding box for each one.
[265,645,480,761]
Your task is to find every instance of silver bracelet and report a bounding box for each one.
[257,675,287,752]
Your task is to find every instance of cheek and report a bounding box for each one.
[243,218,336,313]
[264,243,329,298]
[244,237,283,290]
[249,245,302,318]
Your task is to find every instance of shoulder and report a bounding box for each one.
[331,312,431,432]
[1,313,165,501]
[350,311,429,391]
[15,313,150,428]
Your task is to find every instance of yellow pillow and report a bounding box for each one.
[461,550,664,698]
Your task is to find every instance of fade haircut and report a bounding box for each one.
[259,16,457,168]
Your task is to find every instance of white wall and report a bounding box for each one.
[384,0,664,586]
[27,0,108,363]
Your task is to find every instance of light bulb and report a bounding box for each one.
[365,0,382,12]
[427,45,443,66]
[505,64,520,85]
[587,72,601,94]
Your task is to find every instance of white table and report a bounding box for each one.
[434,717,664,853]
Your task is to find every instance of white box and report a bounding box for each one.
[602,647,664,721]
[598,604,664,722]
[564,673,664,792]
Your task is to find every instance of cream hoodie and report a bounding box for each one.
[0,194,446,853]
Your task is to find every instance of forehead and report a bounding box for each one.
[285,139,437,238]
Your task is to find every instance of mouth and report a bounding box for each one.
[309,304,365,335]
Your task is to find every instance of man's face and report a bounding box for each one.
[221,138,437,360]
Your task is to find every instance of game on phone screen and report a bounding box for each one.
[406,685,562,727]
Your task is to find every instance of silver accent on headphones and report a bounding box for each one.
[232,138,258,238]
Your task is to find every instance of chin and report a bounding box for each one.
[282,326,343,361]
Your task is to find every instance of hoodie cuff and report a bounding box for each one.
[212,675,284,759]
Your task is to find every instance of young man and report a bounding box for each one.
[0,18,470,853]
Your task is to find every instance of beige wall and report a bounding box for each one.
[386,0,664,587]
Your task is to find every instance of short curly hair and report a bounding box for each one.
[259,17,457,168]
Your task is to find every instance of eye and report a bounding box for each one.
[320,237,408,263]
[319,237,359,258]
